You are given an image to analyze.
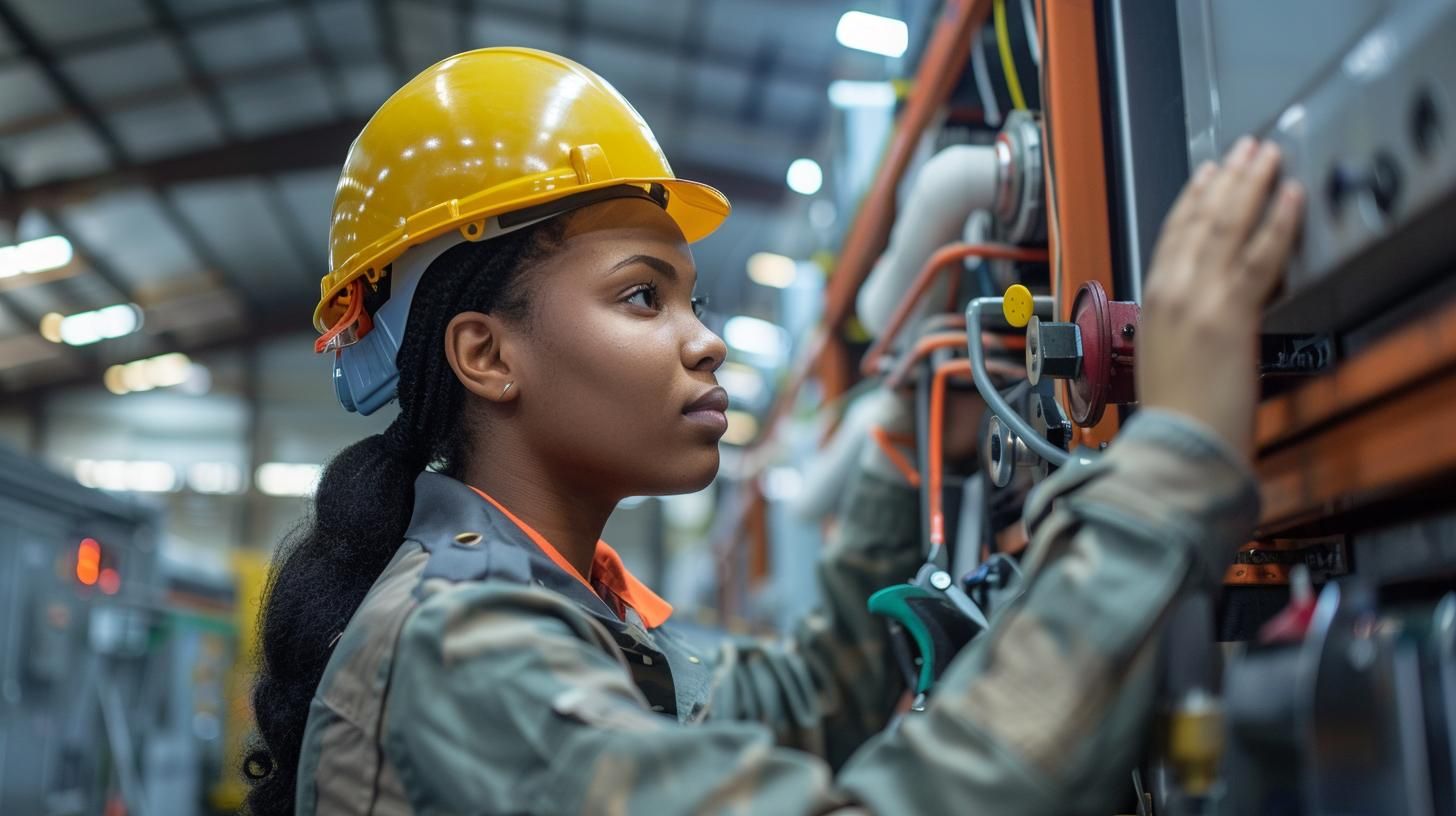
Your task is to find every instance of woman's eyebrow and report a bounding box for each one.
[607,254,681,283]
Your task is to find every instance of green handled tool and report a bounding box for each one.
[870,562,990,709]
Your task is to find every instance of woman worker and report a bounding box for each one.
[245,48,1304,815]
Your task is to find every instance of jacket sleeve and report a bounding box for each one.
[704,468,923,768]
[837,409,1261,814]
[380,410,1259,816]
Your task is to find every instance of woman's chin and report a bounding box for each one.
[650,449,720,495]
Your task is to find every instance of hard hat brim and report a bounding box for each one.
[313,176,729,334]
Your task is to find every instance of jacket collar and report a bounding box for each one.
[405,471,672,629]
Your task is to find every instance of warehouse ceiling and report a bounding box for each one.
[0,0,897,394]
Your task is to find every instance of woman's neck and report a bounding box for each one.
[460,457,615,581]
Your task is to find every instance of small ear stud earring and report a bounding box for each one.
[500,381,515,399]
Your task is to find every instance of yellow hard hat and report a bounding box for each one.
[314,47,731,334]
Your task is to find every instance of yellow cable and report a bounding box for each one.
[994,0,1029,111]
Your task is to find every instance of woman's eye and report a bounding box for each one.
[626,285,659,310]
[691,296,708,318]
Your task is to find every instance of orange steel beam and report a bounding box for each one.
[1039,0,1119,447]
[820,0,989,338]
[1255,294,1456,530]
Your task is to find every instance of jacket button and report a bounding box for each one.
[454,531,482,546]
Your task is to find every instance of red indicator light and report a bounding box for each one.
[99,568,121,595]
[76,538,101,586]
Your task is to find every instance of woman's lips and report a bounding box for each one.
[683,386,730,435]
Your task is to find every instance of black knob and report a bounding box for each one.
[1413,88,1441,157]
[1325,164,1358,216]
[1369,151,1401,215]
[1325,153,1402,218]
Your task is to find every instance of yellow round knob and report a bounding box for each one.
[1002,284,1034,328]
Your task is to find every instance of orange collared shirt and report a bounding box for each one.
[469,486,674,629]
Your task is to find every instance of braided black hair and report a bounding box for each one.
[242,217,568,816]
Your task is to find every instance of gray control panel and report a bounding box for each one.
[1178,0,1455,332]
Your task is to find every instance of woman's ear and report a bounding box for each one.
[443,311,523,403]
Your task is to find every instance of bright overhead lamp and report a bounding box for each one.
[256,463,324,498]
[717,361,767,405]
[828,80,897,108]
[44,303,143,346]
[836,11,909,58]
[187,462,245,495]
[786,158,823,196]
[74,459,179,493]
[724,315,791,364]
[0,235,74,279]
[104,352,206,395]
[747,252,797,289]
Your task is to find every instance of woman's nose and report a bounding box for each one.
[684,324,727,373]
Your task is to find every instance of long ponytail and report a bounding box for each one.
[243,218,567,815]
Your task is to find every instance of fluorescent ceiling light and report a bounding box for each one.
[188,462,244,495]
[47,303,143,346]
[74,459,178,493]
[786,158,823,196]
[828,80,897,108]
[0,235,73,279]
[836,11,909,58]
[717,361,767,405]
[104,352,206,395]
[724,315,791,364]
[747,252,797,289]
[256,463,324,498]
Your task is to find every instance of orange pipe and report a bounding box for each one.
[884,331,1027,389]
[881,430,917,447]
[870,425,922,488]
[861,242,1050,378]
[929,359,974,548]
[886,332,969,388]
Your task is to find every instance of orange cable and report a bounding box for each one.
[861,243,1049,378]
[885,332,969,389]
[929,359,974,548]
[869,425,922,487]
[884,331,1028,389]
[881,430,917,447]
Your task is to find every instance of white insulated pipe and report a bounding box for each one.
[855,144,1000,340]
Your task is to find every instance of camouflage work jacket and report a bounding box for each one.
[295,410,1259,815]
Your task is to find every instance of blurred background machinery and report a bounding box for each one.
[0,444,246,816]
